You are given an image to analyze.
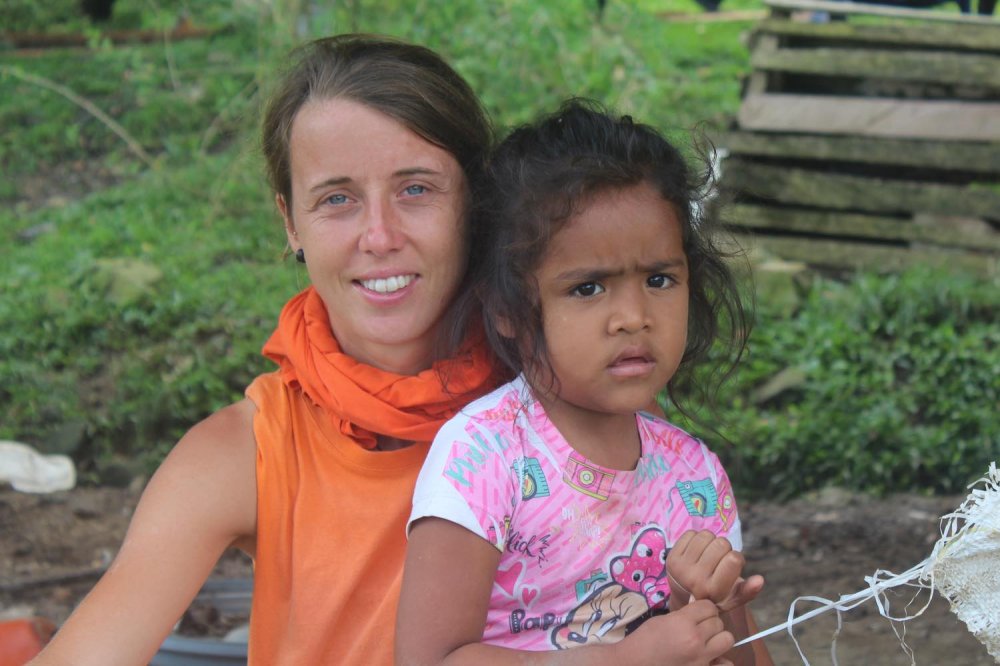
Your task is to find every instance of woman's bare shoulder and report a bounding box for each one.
[157,398,258,538]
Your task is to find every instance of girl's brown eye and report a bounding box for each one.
[647,274,672,289]
[572,282,604,297]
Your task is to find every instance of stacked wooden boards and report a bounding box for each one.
[716,0,1000,274]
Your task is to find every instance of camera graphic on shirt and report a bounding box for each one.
[676,478,719,517]
[563,457,614,501]
[513,457,550,501]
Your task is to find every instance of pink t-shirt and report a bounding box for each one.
[409,376,742,651]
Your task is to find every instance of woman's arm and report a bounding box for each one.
[397,518,734,666]
[30,399,258,666]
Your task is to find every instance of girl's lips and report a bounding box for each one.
[607,352,656,377]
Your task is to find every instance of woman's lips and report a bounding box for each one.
[357,273,416,294]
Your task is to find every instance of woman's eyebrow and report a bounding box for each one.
[308,168,446,195]
[394,167,444,177]
[308,176,351,194]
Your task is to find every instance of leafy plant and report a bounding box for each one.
[4,0,995,497]
[673,267,1000,499]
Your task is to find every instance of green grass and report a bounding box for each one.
[2,0,996,494]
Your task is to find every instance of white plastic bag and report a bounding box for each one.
[0,440,76,493]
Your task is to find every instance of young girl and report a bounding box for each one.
[396,100,770,665]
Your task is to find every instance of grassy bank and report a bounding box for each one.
[1,0,996,495]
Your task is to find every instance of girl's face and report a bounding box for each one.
[531,181,689,417]
[279,98,468,374]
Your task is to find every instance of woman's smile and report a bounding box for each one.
[357,273,418,295]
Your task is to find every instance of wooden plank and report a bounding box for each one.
[752,18,1000,52]
[750,47,1000,88]
[746,35,780,95]
[766,0,1000,24]
[657,9,769,22]
[721,203,1000,251]
[722,159,1000,219]
[715,131,1000,174]
[738,93,1000,141]
[732,232,999,274]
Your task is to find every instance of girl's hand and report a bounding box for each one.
[617,599,734,666]
[666,530,764,613]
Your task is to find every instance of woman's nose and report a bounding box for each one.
[358,201,405,255]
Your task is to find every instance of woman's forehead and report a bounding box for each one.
[288,98,464,188]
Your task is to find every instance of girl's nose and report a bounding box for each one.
[608,286,651,334]
[358,201,405,256]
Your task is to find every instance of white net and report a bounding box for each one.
[925,462,1000,661]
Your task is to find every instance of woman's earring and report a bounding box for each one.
[295,248,306,264]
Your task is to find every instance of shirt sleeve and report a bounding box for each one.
[408,411,519,550]
[666,439,743,552]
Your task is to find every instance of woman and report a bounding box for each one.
[32,34,498,665]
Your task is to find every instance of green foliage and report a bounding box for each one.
[3,0,995,497]
[0,150,291,475]
[674,268,1000,499]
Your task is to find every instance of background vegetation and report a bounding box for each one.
[1,0,996,496]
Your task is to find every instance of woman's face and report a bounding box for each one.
[279,98,468,374]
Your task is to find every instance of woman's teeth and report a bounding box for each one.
[361,274,415,294]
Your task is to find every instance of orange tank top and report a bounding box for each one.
[246,371,430,665]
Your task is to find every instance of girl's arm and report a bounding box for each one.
[29,400,258,666]
[397,518,734,666]
[719,605,772,666]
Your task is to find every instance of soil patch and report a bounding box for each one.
[0,484,992,663]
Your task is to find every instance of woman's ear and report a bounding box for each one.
[277,194,299,251]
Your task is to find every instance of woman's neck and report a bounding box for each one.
[338,337,437,376]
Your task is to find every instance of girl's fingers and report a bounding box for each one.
[671,529,696,558]
[702,534,734,565]
[706,549,743,599]
[685,598,721,620]
[705,629,735,655]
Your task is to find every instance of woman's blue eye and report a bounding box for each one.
[403,184,427,196]
[571,282,604,297]
[648,274,673,289]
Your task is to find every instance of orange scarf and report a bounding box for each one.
[262,286,497,449]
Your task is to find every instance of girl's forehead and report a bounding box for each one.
[540,183,686,270]
[565,183,679,233]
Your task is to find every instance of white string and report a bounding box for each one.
[733,558,935,657]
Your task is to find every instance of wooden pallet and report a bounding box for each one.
[716,0,1000,274]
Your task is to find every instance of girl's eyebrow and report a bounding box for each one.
[554,258,687,283]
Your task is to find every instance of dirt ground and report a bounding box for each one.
[0,483,993,664]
